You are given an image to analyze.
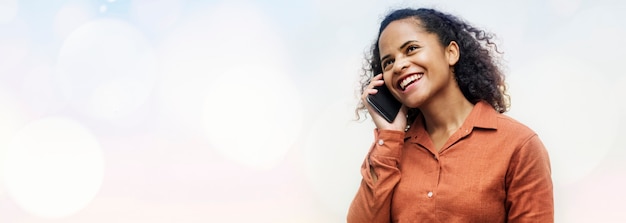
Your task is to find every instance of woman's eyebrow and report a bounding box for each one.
[380,40,419,62]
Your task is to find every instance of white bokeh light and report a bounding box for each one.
[3,117,104,218]
[157,2,303,135]
[0,90,27,199]
[193,2,302,169]
[0,0,18,24]
[157,6,225,131]
[203,69,303,170]
[56,19,157,121]
[53,3,93,40]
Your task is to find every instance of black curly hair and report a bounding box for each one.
[356,8,509,121]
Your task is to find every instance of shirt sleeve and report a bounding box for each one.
[505,134,554,222]
[347,129,405,223]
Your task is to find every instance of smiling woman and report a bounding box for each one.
[1,0,625,222]
[348,8,553,222]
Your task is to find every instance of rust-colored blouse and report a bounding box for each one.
[347,101,553,223]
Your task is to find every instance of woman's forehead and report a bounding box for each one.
[378,19,432,49]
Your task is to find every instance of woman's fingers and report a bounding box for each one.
[362,74,384,100]
[361,74,407,131]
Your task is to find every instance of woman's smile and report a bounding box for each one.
[398,73,423,91]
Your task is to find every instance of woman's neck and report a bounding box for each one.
[420,93,474,137]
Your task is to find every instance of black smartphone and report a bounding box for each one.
[366,83,402,123]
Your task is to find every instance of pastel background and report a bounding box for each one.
[0,0,624,222]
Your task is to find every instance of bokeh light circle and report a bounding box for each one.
[56,19,157,121]
[203,70,303,170]
[3,117,104,218]
[53,3,93,40]
[157,2,298,135]
[0,90,27,199]
[198,2,303,170]
[156,7,224,131]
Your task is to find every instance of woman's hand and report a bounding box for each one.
[361,74,408,131]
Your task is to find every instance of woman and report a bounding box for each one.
[348,8,553,222]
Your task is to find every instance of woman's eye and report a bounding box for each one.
[382,60,394,69]
[407,45,419,53]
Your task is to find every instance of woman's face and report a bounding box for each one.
[378,18,459,108]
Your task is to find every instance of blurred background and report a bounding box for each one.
[0,0,625,222]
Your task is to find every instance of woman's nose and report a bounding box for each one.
[393,57,410,73]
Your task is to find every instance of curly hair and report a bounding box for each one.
[356,8,509,121]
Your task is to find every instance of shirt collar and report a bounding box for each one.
[404,101,498,143]
[463,100,498,130]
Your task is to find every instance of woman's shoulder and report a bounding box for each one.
[493,112,538,139]
[473,101,537,138]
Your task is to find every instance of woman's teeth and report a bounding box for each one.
[400,74,423,90]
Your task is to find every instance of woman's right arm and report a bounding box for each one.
[347,129,404,223]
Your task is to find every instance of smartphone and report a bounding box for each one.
[366,83,402,123]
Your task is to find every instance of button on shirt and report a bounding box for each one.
[347,101,554,223]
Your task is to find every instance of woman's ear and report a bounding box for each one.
[446,41,460,66]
